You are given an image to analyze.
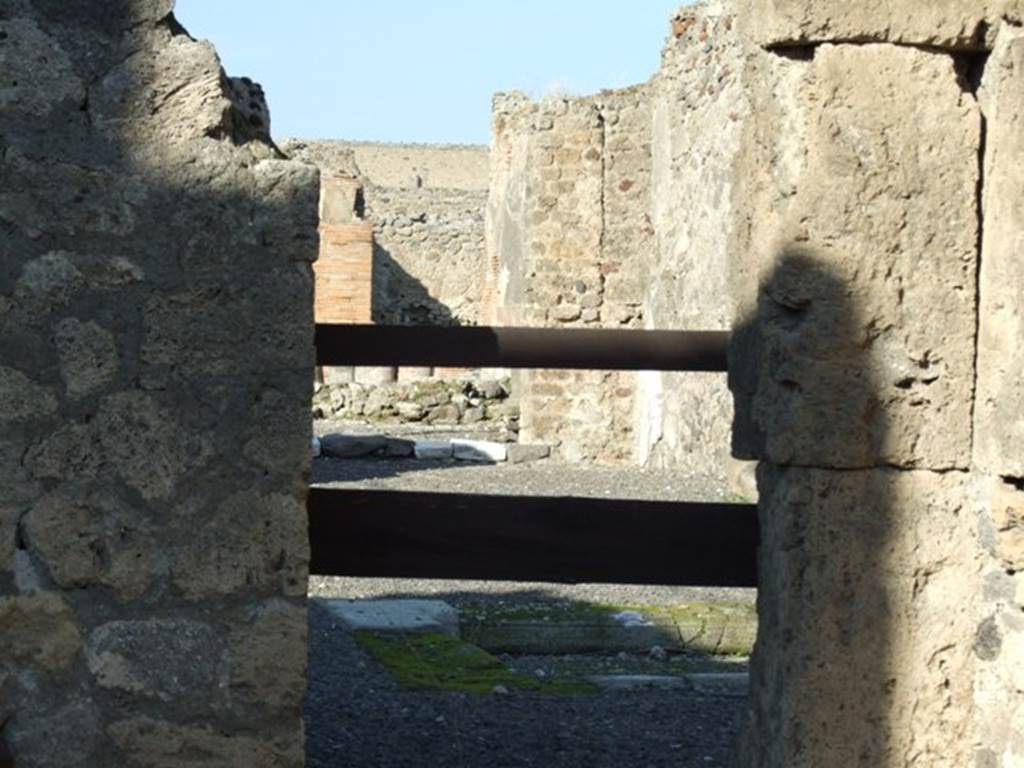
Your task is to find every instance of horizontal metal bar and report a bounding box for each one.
[308,488,758,587]
[314,324,730,371]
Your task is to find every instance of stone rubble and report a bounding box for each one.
[313,376,519,432]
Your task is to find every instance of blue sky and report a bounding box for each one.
[175,1,684,145]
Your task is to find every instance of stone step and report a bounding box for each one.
[319,598,459,636]
[460,602,757,656]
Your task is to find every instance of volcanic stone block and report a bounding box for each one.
[738,465,983,768]
[0,366,57,423]
[172,491,309,601]
[4,698,101,768]
[95,392,205,501]
[229,599,308,710]
[0,594,82,674]
[982,476,1024,571]
[86,620,224,702]
[0,17,85,116]
[730,44,979,470]
[24,490,157,600]
[107,718,303,768]
[54,318,119,399]
[737,0,1022,50]
[975,25,1024,478]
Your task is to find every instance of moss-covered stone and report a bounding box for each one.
[459,600,757,656]
[354,631,597,694]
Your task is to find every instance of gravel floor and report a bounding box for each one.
[310,575,755,611]
[306,600,748,768]
[312,455,736,501]
[307,456,752,766]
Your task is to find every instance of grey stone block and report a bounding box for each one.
[320,433,388,458]
[413,440,453,459]
[507,443,550,464]
[452,439,507,463]
[321,599,459,636]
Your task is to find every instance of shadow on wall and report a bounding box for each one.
[2,2,315,763]
[371,243,461,327]
[730,250,896,766]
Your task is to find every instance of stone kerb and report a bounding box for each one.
[1,3,314,766]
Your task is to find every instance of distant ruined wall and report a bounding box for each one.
[485,11,746,474]
[639,3,750,488]
[486,89,649,464]
[727,1,1024,765]
[1,2,316,766]
[327,141,489,191]
[285,140,488,326]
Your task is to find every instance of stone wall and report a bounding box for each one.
[284,139,488,327]
[726,1,1024,764]
[485,14,747,474]
[638,3,750,489]
[972,22,1024,767]
[323,140,489,191]
[486,89,648,464]
[0,3,316,766]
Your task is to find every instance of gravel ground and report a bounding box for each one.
[309,575,755,610]
[312,455,737,501]
[307,456,752,766]
[306,600,747,768]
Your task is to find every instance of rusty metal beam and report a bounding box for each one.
[314,324,730,372]
[307,488,758,587]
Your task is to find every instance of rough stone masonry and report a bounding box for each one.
[284,139,489,328]
[728,1,1024,765]
[484,8,750,479]
[0,1,316,766]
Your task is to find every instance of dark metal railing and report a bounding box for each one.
[308,488,758,586]
[314,323,730,371]
[310,323,756,587]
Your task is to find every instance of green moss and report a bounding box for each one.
[354,632,597,694]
